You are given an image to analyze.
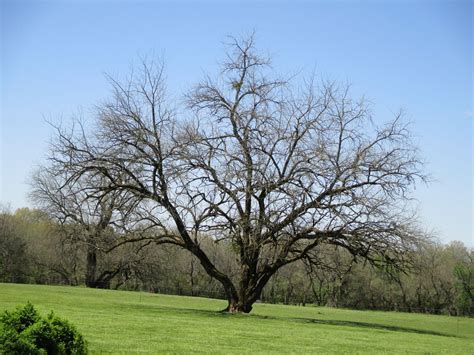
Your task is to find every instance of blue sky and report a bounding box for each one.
[1,0,472,246]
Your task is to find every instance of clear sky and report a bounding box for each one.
[1,0,472,246]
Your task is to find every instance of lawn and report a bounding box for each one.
[1,283,473,353]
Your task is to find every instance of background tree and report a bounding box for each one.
[30,168,145,288]
[0,205,30,283]
[41,35,426,313]
[454,259,473,316]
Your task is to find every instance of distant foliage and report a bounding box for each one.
[454,263,474,316]
[1,207,472,316]
[0,302,87,354]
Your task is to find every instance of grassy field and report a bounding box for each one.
[1,283,473,353]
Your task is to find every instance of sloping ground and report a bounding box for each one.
[1,283,472,353]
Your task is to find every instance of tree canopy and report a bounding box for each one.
[39,35,427,313]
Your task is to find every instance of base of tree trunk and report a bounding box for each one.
[85,280,110,289]
[223,302,253,313]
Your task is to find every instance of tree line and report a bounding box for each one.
[1,206,472,316]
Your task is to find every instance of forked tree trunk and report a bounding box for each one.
[220,286,256,313]
[222,269,275,313]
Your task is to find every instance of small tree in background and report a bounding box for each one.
[31,170,150,288]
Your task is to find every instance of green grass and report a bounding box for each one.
[1,283,473,353]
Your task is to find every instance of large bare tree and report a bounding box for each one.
[43,35,426,312]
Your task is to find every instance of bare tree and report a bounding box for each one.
[42,35,426,312]
[30,167,146,288]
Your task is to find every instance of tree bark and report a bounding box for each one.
[221,265,277,313]
[85,245,97,288]
[226,301,253,313]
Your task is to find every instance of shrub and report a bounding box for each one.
[1,301,40,333]
[0,302,87,354]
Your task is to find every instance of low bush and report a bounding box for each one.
[0,302,87,354]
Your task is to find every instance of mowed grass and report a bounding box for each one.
[1,283,473,353]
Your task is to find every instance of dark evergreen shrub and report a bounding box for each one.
[0,302,87,354]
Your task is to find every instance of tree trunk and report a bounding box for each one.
[94,278,111,289]
[85,245,97,288]
[227,301,253,313]
[222,268,276,313]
